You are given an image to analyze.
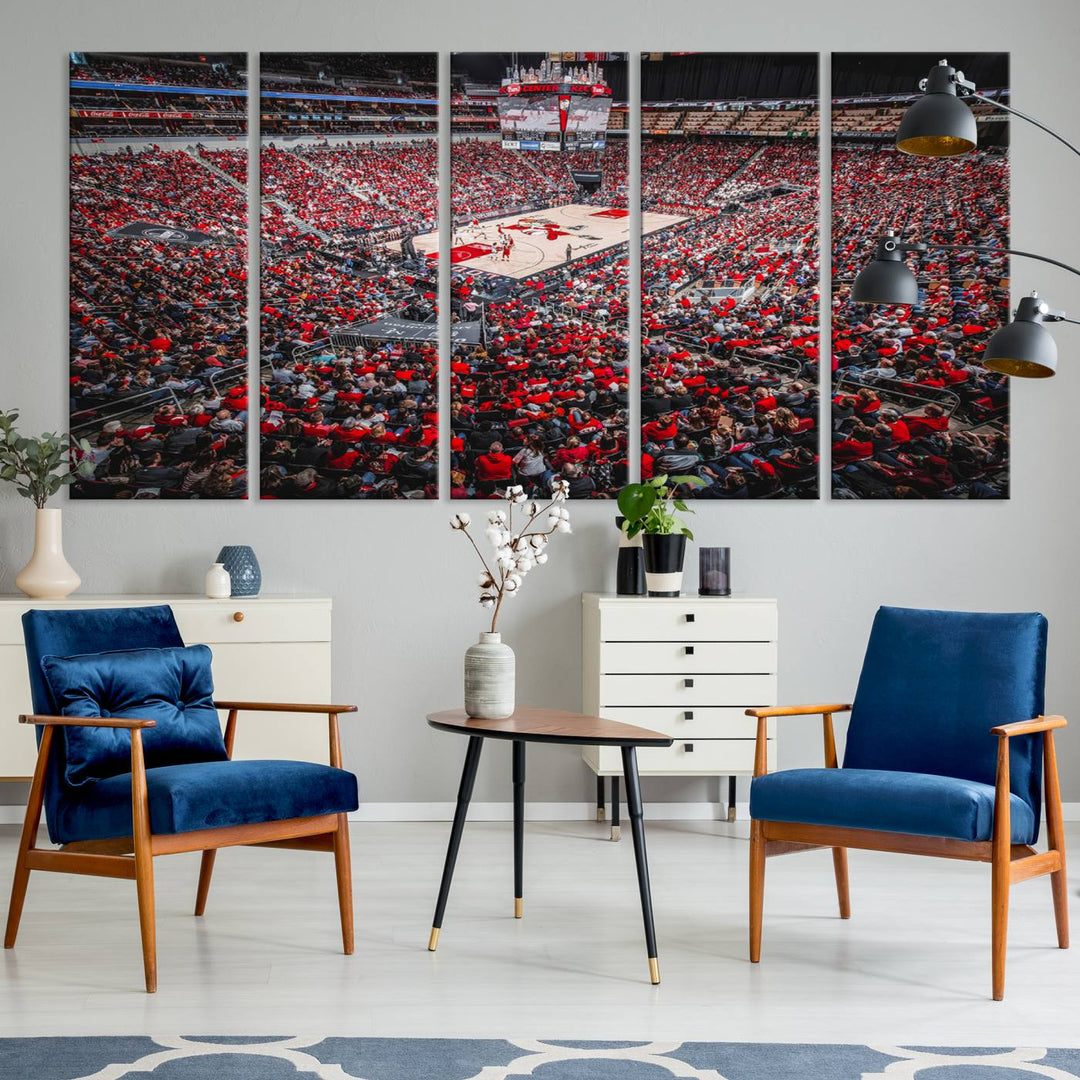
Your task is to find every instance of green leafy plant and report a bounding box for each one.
[0,410,94,509]
[617,475,707,540]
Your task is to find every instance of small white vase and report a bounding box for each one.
[464,631,515,719]
[204,562,231,599]
[15,508,81,600]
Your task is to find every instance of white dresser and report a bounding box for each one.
[0,594,334,781]
[582,592,778,829]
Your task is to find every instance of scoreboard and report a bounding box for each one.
[497,82,612,151]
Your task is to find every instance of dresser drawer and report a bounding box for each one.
[601,640,776,675]
[598,705,772,741]
[172,601,330,645]
[592,738,771,775]
[600,673,776,708]
[598,601,777,643]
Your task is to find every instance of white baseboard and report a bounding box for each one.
[349,800,749,823]
[3,801,1080,826]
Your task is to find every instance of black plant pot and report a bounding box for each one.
[642,533,687,597]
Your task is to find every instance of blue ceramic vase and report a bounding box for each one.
[217,545,261,597]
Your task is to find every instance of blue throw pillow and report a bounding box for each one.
[40,644,228,786]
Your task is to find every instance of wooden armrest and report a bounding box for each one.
[19,713,156,729]
[745,703,852,719]
[214,701,357,715]
[990,715,1067,738]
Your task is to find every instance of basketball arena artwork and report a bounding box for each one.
[832,53,1011,499]
[642,53,821,499]
[259,52,439,499]
[69,52,249,499]
[449,52,630,499]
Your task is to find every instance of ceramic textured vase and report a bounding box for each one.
[464,631,515,719]
[204,562,231,599]
[15,508,81,599]
[642,533,687,597]
[217,545,261,597]
[615,515,646,596]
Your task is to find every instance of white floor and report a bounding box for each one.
[1,819,1077,1046]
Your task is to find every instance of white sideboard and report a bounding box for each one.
[582,592,778,826]
[0,594,334,780]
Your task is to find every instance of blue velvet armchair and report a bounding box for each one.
[4,605,360,992]
[747,606,1068,1000]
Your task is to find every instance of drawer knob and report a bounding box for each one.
[233,611,245,623]
[684,678,694,689]
[685,645,695,655]
[684,710,694,721]
[685,613,695,623]
[684,743,694,752]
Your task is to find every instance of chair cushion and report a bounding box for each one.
[844,607,1047,832]
[51,759,360,844]
[750,768,1037,844]
[41,645,228,786]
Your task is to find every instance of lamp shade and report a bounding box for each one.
[851,256,919,306]
[983,317,1058,378]
[896,92,978,156]
[896,63,978,157]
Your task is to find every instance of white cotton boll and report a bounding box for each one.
[485,527,502,547]
[487,510,506,526]
[478,571,494,587]
[547,512,560,527]
[535,553,548,564]
[557,521,571,534]
[529,534,545,550]
[479,595,496,608]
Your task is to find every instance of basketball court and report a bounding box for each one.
[413,203,687,279]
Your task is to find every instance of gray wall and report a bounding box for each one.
[3,0,1079,807]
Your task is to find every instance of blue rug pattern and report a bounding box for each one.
[2,1037,1078,1080]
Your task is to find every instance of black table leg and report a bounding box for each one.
[596,774,606,823]
[429,735,483,951]
[621,745,660,984]
[728,775,738,823]
[513,740,525,919]
[610,775,621,841]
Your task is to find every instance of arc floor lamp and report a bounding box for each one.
[848,60,1080,377]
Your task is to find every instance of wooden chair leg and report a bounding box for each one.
[194,850,216,916]
[991,737,1011,1001]
[749,819,765,962]
[1044,731,1070,949]
[832,847,851,919]
[333,813,354,955]
[131,731,157,993]
[4,727,52,950]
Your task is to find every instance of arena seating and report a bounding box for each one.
[639,130,820,498]
[831,134,1010,498]
[68,147,249,498]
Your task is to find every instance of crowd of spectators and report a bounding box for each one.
[640,135,820,497]
[69,146,249,498]
[72,54,243,88]
[831,142,1010,498]
[449,135,630,498]
[258,139,439,498]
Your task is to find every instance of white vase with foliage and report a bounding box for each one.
[0,409,95,599]
[451,480,572,719]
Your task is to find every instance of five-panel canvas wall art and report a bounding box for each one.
[67,51,1010,500]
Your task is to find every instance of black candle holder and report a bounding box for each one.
[698,547,731,596]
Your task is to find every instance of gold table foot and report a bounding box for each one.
[648,956,660,985]
[428,927,440,951]
[514,897,523,919]
[610,825,621,842]
[596,807,605,823]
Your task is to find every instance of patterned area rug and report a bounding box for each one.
[3,1038,1080,1079]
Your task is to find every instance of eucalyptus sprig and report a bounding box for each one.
[0,410,95,509]
[617,474,707,540]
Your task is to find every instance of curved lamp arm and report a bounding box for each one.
[970,92,1080,161]
[882,236,1080,281]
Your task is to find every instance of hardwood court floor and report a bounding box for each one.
[0,819,1077,1046]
